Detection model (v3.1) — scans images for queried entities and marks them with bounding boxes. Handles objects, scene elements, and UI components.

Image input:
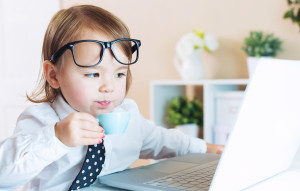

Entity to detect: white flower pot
[247,57,271,78]
[247,57,260,78]
[174,50,204,81]
[175,123,199,137]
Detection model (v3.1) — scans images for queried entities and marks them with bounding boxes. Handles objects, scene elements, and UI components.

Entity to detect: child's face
[55,29,128,116]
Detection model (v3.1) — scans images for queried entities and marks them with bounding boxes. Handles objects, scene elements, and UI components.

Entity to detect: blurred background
[62,0,300,118]
[1,0,300,141]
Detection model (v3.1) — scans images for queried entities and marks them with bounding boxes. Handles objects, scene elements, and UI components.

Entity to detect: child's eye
[85,73,99,78]
[115,73,126,78]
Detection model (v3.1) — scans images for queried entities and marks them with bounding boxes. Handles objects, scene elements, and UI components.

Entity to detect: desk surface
[83,147,300,191]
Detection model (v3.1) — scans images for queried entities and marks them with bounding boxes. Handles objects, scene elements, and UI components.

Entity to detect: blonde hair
[27,5,132,103]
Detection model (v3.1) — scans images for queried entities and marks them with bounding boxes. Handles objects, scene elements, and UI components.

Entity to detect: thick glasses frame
[49,38,141,67]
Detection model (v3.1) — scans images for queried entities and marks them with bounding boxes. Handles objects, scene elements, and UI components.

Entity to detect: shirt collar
[51,94,76,120]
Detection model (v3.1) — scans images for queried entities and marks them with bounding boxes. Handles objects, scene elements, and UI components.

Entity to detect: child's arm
[140,123,224,158]
[0,105,104,189]
[120,99,207,160]
[140,122,207,159]
[0,119,68,189]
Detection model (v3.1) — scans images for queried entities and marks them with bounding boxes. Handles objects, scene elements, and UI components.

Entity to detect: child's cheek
[74,92,86,103]
[69,86,90,107]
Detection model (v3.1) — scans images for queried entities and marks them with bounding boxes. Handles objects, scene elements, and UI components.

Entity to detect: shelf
[150,79,248,143]
[151,79,248,85]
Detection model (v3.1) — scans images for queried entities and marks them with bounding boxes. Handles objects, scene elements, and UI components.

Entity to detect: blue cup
[96,112,130,135]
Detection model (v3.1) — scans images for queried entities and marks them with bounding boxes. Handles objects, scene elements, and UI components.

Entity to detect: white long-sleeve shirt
[0,95,207,191]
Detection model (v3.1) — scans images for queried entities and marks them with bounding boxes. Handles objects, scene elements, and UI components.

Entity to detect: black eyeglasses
[49,38,141,67]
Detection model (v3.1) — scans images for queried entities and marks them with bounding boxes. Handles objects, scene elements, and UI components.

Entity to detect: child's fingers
[81,130,105,139]
[80,120,104,133]
[77,112,99,124]
[81,138,103,146]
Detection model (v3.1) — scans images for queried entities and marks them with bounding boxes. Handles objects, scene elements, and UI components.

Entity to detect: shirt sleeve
[139,119,207,159]
[0,103,71,189]
[123,99,207,160]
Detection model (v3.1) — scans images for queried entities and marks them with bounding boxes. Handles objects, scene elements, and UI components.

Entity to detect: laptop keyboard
[143,160,218,191]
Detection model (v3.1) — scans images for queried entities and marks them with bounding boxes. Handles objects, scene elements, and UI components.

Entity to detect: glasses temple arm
[131,41,141,54]
[49,44,69,63]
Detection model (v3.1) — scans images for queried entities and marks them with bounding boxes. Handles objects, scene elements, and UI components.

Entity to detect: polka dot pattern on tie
[68,141,105,191]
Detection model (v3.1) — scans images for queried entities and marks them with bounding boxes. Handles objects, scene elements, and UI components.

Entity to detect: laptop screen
[211,58,300,190]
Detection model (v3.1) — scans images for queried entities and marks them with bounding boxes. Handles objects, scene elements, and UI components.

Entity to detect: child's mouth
[97,101,111,107]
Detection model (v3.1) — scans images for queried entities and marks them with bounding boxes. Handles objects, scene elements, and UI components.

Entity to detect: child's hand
[54,112,105,147]
[206,143,224,154]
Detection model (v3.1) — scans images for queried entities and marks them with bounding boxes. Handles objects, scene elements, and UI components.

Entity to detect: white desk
[83,146,300,191]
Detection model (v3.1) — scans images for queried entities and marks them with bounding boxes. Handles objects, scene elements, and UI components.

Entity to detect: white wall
[0,0,60,141]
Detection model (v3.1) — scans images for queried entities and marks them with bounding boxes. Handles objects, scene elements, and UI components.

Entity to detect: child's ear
[43,60,60,89]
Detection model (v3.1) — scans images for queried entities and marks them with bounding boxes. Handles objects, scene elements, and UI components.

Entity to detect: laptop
[97,58,300,191]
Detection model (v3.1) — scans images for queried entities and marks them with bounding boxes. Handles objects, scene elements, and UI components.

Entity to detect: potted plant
[242,31,283,77]
[283,0,300,30]
[166,96,203,138]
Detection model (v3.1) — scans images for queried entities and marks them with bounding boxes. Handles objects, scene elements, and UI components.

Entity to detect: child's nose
[99,78,114,93]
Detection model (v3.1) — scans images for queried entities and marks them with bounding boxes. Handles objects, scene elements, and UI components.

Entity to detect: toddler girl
[0,5,223,191]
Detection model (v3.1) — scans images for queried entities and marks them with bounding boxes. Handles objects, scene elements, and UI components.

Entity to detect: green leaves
[166,96,203,127]
[284,0,300,29]
[242,31,283,57]
[283,9,294,19]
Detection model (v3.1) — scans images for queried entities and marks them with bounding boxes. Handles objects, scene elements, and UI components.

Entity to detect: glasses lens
[73,41,102,66]
[112,40,138,64]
